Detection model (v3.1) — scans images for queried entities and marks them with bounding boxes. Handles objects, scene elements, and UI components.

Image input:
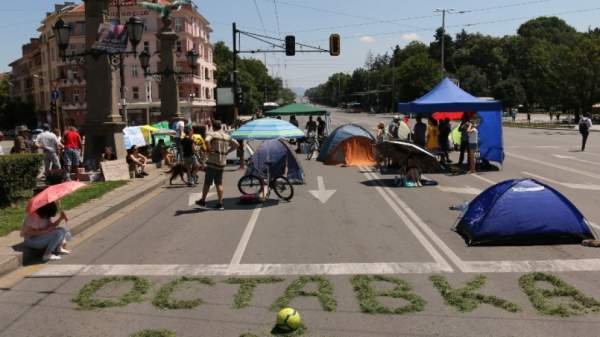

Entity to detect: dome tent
[455,179,595,246]
[248,139,305,184]
[317,124,376,166]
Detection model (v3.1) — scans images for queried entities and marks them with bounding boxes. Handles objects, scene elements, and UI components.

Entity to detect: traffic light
[285,35,295,56]
[329,34,340,56]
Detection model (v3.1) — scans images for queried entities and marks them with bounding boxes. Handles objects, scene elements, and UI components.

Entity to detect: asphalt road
[2,110,600,337]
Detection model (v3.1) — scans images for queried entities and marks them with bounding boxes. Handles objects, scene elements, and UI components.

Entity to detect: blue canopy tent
[397,78,504,164]
[248,139,305,184]
[455,179,596,245]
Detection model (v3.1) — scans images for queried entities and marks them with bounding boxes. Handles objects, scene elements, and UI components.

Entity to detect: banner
[123,126,147,150]
[91,20,128,54]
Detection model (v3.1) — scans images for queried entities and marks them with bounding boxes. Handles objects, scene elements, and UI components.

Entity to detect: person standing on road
[412,115,427,147]
[36,124,62,174]
[426,117,440,152]
[62,126,82,180]
[289,115,299,127]
[305,116,317,134]
[579,113,593,152]
[388,116,400,140]
[195,120,239,210]
[438,118,452,164]
[457,115,470,167]
[181,127,199,186]
[317,117,326,137]
[467,122,479,174]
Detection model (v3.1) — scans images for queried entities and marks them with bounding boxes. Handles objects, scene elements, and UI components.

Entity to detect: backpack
[579,118,590,133]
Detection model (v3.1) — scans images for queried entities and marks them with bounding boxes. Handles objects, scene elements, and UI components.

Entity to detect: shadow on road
[173,198,280,216]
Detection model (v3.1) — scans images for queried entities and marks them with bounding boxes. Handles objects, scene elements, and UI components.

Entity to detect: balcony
[57,78,86,88]
[61,102,87,110]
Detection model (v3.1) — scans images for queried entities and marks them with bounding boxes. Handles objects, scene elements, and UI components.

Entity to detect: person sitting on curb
[126,145,149,178]
[20,202,70,262]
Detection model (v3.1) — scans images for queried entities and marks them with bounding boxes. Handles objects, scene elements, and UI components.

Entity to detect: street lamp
[139,49,199,77]
[52,19,71,53]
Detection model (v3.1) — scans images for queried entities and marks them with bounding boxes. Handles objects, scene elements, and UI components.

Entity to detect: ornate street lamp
[140,48,199,77]
[52,19,72,57]
[125,16,145,53]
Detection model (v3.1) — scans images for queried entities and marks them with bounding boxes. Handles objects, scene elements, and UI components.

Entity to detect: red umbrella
[26,181,86,214]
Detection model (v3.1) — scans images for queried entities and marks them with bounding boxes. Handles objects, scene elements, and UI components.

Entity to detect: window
[174,17,183,32]
[204,68,209,80]
[73,89,80,103]
[194,86,199,98]
[176,41,182,53]
[131,64,139,78]
[132,87,140,100]
[143,41,150,53]
[205,88,210,99]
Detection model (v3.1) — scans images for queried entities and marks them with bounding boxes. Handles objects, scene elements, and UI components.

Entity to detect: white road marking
[471,174,496,185]
[360,167,454,272]
[229,206,262,267]
[308,176,336,204]
[553,154,600,166]
[188,192,215,206]
[506,151,600,180]
[365,169,468,272]
[462,259,600,273]
[31,262,450,277]
[436,186,482,195]
[522,171,600,191]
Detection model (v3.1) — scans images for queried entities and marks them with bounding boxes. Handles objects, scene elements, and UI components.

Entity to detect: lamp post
[52,0,145,161]
[433,8,466,75]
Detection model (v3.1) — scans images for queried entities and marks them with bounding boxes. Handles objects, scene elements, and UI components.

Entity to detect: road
[1,109,600,337]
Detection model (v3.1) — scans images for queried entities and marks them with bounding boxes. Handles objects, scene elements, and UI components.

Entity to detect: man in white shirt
[579,113,593,152]
[36,124,63,173]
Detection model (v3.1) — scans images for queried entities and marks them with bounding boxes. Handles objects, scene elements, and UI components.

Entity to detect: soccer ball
[276,307,301,331]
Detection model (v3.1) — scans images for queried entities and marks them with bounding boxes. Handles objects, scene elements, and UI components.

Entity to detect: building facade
[10,0,216,128]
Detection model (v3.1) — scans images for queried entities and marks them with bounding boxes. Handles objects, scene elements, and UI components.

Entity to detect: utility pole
[232,22,239,120]
[433,8,464,75]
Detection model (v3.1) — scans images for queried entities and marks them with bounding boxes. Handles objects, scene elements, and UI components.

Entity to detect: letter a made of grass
[271,276,337,312]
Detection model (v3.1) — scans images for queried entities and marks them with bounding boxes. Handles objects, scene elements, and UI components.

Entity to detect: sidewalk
[0,165,166,277]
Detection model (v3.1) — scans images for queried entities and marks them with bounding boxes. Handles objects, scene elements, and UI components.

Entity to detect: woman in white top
[467,122,479,174]
[21,202,70,261]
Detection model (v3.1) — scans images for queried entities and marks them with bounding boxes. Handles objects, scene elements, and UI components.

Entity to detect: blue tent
[456,179,595,245]
[317,124,376,166]
[397,78,504,164]
[248,139,305,184]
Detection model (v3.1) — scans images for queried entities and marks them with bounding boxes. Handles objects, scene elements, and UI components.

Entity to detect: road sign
[51,90,60,102]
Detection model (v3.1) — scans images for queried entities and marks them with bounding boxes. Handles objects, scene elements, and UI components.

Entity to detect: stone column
[83,0,126,162]
[157,20,181,121]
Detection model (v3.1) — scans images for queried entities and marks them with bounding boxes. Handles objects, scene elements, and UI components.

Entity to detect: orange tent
[318,124,376,166]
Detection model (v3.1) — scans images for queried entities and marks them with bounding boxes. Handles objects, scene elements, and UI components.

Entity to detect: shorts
[204,167,224,186]
[184,156,199,168]
[63,148,80,167]
[468,143,478,151]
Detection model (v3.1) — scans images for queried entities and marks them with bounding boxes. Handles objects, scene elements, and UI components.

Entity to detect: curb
[0,174,165,278]
[503,124,600,133]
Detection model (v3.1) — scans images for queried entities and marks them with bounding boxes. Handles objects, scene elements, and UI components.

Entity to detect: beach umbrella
[376,140,443,173]
[26,181,86,214]
[230,118,304,140]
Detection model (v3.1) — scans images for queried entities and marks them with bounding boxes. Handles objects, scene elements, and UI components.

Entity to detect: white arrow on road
[436,186,482,195]
[309,176,336,204]
[188,192,215,206]
[553,154,600,166]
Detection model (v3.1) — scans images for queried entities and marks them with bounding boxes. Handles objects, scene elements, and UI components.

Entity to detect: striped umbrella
[230,118,305,140]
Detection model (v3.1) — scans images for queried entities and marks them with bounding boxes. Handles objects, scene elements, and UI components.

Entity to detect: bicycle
[306,131,320,160]
[238,161,294,201]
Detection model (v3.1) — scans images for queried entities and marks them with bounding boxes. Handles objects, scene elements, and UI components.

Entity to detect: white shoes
[42,254,62,262]
[58,248,71,255]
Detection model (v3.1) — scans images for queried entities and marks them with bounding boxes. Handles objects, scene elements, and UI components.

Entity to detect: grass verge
[0,180,127,237]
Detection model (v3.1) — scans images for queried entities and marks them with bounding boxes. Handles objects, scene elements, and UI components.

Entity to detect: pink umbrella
[26,181,86,214]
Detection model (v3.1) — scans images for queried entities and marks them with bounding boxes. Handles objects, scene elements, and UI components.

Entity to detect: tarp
[123,126,147,149]
[230,118,305,140]
[397,78,502,113]
[248,139,305,184]
[397,78,504,164]
[455,179,595,245]
[265,103,329,116]
[317,124,376,166]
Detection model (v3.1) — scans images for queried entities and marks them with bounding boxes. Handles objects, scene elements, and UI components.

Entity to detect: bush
[0,153,43,206]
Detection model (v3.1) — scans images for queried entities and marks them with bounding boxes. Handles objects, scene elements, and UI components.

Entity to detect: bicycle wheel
[307,142,315,160]
[271,176,294,201]
[238,175,264,195]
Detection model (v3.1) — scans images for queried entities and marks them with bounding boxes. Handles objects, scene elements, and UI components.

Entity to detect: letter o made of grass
[153,276,215,310]
[73,276,150,310]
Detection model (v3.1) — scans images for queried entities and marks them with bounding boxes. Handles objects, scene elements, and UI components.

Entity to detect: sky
[1,0,599,92]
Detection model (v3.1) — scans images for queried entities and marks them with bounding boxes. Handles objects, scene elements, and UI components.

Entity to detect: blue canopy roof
[397,78,503,113]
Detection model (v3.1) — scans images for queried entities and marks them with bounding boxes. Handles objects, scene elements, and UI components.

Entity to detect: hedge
[0,153,43,207]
